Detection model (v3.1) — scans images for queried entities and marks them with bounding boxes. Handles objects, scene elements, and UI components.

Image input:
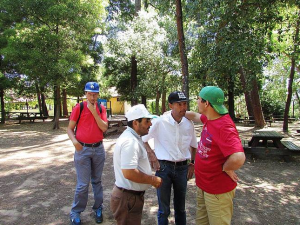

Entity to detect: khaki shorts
[196,187,236,225]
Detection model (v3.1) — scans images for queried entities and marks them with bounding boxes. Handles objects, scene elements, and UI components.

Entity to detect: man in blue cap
[67,82,108,225]
[185,86,245,225]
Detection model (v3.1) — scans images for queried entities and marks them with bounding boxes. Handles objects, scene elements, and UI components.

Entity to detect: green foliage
[104,10,182,101]
[1,0,107,98]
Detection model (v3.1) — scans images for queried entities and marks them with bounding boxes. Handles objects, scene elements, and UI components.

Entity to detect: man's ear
[132,119,138,128]
[205,101,210,108]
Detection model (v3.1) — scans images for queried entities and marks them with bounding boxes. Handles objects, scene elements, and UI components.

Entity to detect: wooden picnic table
[18,112,48,123]
[243,130,300,161]
[108,119,127,128]
[248,130,285,148]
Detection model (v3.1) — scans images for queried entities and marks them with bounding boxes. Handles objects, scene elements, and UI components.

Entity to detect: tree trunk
[41,93,48,117]
[162,89,167,113]
[155,90,161,115]
[283,59,296,131]
[249,76,265,128]
[175,0,189,108]
[0,88,5,124]
[141,95,146,107]
[239,68,254,118]
[296,91,300,108]
[131,56,138,106]
[35,82,42,113]
[130,0,141,106]
[228,87,235,120]
[53,84,61,129]
[40,85,48,116]
[283,12,299,131]
[135,0,141,15]
[228,76,235,120]
[62,88,68,116]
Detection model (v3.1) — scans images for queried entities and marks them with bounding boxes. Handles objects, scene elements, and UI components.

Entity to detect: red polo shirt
[70,101,107,143]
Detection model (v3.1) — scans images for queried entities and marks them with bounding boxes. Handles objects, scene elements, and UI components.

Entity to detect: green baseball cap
[199,86,228,114]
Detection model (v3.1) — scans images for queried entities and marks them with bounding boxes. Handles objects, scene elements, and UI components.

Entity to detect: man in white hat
[110,104,162,225]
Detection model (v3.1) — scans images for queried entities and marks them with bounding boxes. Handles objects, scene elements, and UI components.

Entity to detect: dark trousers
[156,160,188,225]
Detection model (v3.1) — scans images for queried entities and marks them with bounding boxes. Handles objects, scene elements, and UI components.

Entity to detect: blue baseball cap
[84,82,99,93]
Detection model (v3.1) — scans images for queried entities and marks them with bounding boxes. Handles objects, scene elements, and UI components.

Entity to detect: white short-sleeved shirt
[142,112,198,162]
[113,127,152,191]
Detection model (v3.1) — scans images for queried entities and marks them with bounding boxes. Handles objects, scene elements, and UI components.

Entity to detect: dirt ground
[0,117,300,225]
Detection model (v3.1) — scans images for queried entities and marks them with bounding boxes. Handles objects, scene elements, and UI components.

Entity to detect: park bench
[281,141,300,152]
[272,117,296,123]
[18,112,48,124]
[243,119,255,126]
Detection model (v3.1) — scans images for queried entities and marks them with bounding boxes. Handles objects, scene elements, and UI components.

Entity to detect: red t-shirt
[70,102,107,143]
[195,114,244,194]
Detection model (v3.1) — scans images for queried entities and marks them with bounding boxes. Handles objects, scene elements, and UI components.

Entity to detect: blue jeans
[70,144,106,219]
[156,160,188,225]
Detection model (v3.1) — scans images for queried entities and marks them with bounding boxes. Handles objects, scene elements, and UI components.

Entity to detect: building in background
[107,87,130,115]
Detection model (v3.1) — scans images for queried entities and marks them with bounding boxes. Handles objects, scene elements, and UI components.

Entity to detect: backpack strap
[98,101,102,114]
[74,102,84,135]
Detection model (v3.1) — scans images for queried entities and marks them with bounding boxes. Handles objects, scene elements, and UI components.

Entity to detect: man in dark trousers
[143,91,198,225]
[67,82,108,225]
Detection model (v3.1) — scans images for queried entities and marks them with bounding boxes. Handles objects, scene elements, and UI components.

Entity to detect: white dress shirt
[142,112,197,162]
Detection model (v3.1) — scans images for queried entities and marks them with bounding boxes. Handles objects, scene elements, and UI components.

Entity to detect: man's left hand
[187,163,194,180]
[224,170,239,182]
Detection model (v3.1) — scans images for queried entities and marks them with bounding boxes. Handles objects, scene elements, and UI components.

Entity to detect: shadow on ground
[0,119,299,225]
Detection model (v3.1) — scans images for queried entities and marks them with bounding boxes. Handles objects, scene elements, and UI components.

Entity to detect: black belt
[159,160,188,166]
[79,141,102,147]
[116,186,145,196]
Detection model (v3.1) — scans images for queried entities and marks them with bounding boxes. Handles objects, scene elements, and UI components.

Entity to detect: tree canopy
[1,0,300,131]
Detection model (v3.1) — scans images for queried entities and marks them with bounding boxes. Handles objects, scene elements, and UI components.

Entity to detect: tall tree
[282,9,300,131]
[188,0,285,127]
[104,11,181,112]
[2,0,106,129]
[175,0,189,102]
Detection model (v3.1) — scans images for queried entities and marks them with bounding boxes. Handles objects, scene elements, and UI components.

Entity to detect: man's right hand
[73,140,83,151]
[151,176,163,188]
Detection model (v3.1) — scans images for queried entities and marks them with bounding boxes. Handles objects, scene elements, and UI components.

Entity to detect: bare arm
[185,111,202,123]
[222,152,246,182]
[187,146,197,180]
[144,142,160,171]
[122,169,162,188]
[87,100,108,132]
[67,120,83,151]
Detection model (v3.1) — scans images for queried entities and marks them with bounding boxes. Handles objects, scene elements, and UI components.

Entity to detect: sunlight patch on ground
[0,209,20,223]
[13,189,32,197]
[0,150,49,162]
[149,205,158,213]
[50,134,69,142]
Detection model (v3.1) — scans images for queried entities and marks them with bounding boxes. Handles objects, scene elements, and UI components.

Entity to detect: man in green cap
[185,86,245,225]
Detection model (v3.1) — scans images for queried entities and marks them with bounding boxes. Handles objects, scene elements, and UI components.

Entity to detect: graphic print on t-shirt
[198,125,212,159]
